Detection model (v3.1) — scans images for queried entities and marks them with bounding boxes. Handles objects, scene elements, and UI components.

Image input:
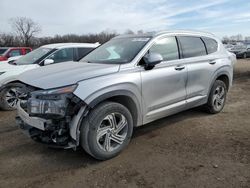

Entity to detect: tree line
[2,17,249,48]
[0,32,117,48]
[0,17,117,48]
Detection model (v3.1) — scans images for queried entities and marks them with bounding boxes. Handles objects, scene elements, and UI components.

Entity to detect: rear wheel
[243,53,247,59]
[0,83,27,111]
[205,80,227,114]
[80,102,133,160]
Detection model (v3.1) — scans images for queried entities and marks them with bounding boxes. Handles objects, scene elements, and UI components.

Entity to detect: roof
[114,30,216,39]
[41,42,100,49]
[0,47,31,49]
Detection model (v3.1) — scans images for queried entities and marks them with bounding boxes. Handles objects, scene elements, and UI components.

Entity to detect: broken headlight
[27,85,78,119]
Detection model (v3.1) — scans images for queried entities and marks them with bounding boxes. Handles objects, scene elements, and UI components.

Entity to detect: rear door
[177,36,220,105]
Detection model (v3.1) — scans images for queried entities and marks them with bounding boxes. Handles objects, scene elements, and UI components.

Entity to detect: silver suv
[16,30,236,160]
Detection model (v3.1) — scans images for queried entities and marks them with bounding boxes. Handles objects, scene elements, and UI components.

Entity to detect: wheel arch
[208,65,232,95]
[87,90,142,127]
[216,74,230,90]
[0,80,26,91]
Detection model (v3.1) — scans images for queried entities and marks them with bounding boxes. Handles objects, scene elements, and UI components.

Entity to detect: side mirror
[143,52,163,70]
[44,59,54,65]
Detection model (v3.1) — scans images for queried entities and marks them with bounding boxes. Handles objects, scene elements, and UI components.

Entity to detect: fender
[207,65,232,96]
[70,89,143,146]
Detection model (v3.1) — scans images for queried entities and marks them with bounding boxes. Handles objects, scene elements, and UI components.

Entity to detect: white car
[0,43,99,110]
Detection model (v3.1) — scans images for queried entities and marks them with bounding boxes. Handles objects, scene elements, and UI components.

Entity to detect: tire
[0,83,27,111]
[243,53,247,59]
[80,102,133,160]
[205,80,227,114]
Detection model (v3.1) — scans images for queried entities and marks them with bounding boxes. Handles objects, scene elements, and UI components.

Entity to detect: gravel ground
[0,59,250,188]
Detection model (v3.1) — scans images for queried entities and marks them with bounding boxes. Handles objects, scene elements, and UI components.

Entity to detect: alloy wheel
[5,87,26,108]
[212,85,225,111]
[96,112,128,152]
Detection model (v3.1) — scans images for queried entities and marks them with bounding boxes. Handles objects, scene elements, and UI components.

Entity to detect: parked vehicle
[0,47,32,62]
[224,44,235,51]
[0,43,99,110]
[229,45,250,59]
[15,30,235,160]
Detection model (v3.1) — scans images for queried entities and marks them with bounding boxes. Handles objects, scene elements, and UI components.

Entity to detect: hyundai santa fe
[15,30,236,160]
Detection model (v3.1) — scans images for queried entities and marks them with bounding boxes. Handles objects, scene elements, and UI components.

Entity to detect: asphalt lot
[0,59,250,188]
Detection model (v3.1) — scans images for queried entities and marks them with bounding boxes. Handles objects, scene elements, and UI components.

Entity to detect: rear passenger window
[77,48,94,60]
[202,37,218,54]
[49,48,74,63]
[178,36,207,58]
[150,37,179,61]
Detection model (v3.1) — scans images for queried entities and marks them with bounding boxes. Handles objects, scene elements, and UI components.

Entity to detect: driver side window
[48,48,74,63]
[150,37,179,61]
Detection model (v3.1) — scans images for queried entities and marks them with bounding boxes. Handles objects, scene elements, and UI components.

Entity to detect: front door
[141,36,187,124]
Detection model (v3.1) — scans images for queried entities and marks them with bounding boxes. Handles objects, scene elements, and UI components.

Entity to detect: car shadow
[1,107,212,176]
[133,107,209,138]
[44,108,210,165]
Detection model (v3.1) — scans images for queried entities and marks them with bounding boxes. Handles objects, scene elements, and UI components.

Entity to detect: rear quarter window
[202,37,218,54]
[178,36,207,58]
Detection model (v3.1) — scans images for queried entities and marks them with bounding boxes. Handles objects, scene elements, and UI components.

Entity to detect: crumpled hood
[18,61,120,89]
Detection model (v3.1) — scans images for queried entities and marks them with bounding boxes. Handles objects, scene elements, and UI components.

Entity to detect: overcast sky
[0,0,250,38]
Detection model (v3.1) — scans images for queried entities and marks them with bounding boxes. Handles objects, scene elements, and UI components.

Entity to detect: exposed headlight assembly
[27,85,78,119]
[36,84,78,95]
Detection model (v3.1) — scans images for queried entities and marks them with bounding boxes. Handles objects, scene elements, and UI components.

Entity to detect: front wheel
[205,80,227,114]
[0,83,27,111]
[80,102,133,160]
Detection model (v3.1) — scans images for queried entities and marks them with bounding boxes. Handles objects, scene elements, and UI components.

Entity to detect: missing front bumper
[16,104,77,149]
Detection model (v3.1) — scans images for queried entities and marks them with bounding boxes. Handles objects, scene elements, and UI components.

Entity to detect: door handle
[209,61,216,65]
[175,65,185,71]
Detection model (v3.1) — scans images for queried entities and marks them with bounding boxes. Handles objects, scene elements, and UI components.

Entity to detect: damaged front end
[16,84,86,149]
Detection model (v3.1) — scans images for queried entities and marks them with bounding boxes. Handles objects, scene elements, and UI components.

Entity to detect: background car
[0,42,99,110]
[229,45,250,59]
[0,47,32,62]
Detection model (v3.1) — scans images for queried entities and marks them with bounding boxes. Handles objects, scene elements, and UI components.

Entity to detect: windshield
[80,37,151,64]
[15,47,52,65]
[0,48,8,55]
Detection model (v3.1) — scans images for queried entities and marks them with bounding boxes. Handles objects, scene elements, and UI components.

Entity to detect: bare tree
[10,17,41,46]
